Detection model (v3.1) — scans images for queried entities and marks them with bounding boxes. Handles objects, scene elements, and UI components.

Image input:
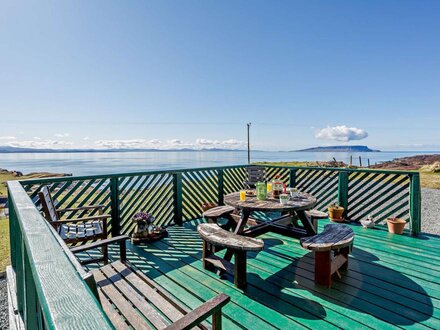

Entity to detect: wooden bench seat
[300,224,354,287]
[198,223,264,289]
[203,205,236,231]
[62,235,231,330]
[305,209,328,232]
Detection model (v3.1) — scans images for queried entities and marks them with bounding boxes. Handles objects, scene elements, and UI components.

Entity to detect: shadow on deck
[86,219,439,329]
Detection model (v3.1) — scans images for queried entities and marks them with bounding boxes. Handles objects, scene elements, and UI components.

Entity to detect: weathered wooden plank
[7,181,112,329]
[198,223,264,251]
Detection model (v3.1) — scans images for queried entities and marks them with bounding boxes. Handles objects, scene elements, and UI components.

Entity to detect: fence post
[218,169,224,206]
[289,168,297,187]
[173,172,183,226]
[110,177,120,237]
[23,248,40,329]
[8,191,17,268]
[409,173,421,235]
[338,171,349,218]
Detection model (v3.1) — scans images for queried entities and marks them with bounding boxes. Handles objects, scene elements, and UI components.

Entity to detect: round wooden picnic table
[224,192,316,212]
[224,191,318,240]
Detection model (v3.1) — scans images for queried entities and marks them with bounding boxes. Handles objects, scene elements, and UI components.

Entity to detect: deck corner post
[338,171,349,218]
[409,173,421,236]
[218,169,224,206]
[8,188,17,268]
[289,168,297,187]
[110,177,121,236]
[173,172,183,226]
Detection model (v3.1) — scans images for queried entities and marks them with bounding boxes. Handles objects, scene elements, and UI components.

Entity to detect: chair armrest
[70,235,129,254]
[165,293,230,330]
[57,204,105,213]
[56,215,111,224]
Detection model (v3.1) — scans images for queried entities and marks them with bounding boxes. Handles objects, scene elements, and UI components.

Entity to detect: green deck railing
[7,164,421,329]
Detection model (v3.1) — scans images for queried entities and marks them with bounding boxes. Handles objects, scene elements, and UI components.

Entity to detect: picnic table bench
[198,223,264,289]
[300,224,354,288]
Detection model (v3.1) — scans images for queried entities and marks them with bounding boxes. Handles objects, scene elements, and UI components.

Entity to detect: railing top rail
[260,164,419,176]
[19,164,250,185]
[7,180,112,329]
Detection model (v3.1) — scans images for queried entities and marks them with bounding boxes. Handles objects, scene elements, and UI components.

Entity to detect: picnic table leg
[234,250,247,289]
[339,246,350,271]
[203,241,214,271]
[296,210,317,236]
[223,210,251,262]
[315,250,332,288]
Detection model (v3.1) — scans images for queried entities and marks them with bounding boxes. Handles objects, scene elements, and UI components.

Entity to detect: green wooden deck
[92,219,440,330]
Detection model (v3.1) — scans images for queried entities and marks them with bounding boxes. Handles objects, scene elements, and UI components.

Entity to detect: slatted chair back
[38,185,60,222]
[245,166,266,188]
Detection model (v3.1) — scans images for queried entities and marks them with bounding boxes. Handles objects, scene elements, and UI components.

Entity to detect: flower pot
[328,206,344,222]
[387,217,406,234]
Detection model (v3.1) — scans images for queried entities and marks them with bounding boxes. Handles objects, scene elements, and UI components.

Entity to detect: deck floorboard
[91,219,440,329]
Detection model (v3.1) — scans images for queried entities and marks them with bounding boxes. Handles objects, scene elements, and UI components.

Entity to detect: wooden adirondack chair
[38,185,114,264]
[244,166,266,189]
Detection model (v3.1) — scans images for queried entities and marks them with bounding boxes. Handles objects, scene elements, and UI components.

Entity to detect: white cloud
[54,133,69,138]
[168,139,182,145]
[7,139,74,149]
[315,125,368,142]
[196,139,220,145]
[1,136,245,150]
[93,138,245,150]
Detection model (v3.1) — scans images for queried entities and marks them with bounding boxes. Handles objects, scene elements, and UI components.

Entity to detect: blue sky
[1,1,439,151]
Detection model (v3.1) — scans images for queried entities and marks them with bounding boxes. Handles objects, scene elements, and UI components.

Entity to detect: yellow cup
[267,182,272,192]
[239,190,246,201]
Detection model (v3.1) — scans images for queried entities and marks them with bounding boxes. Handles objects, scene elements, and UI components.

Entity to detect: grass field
[0,217,9,273]
[420,171,440,189]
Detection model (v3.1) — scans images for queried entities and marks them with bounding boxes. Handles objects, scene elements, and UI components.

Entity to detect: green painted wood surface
[110,177,121,237]
[218,169,224,206]
[338,171,349,217]
[86,219,440,330]
[410,173,422,235]
[7,181,113,330]
[173,172,183,225]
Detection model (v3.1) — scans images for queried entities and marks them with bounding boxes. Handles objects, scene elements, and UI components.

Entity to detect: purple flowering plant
[132,211,155,224]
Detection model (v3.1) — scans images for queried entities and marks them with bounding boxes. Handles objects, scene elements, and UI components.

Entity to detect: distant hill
[295,145,380,152]
[0,146,246,153]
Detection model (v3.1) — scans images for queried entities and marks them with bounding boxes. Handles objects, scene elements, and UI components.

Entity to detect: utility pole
[247,122,251,164]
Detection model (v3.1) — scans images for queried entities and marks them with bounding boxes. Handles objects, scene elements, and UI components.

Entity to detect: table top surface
[224,191,317,212]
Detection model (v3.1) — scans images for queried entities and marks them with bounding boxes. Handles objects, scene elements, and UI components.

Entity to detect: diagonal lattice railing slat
[264,166,290,186]
[347,171,411,224]
[292,168,339,212]
[223,167,247,194]
[119,173,174,234]
[182,169,219,221]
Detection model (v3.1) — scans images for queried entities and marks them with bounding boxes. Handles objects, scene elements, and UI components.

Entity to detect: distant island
[0,146,246,153]
[295,145,380,152]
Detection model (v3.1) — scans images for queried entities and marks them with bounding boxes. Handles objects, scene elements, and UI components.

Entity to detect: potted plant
[328,202,344,222]
[387,217,406,234]
[131,211,167,244]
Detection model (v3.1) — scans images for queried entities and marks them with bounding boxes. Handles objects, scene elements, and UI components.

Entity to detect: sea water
[0,150,438,176]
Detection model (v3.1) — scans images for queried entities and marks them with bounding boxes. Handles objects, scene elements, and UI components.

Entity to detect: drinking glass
[240,190,246,201]
[267,182,272,192]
